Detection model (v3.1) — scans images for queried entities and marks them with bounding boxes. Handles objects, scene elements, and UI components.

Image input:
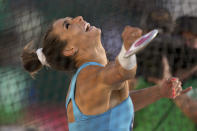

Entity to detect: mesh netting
[0,0,197,131]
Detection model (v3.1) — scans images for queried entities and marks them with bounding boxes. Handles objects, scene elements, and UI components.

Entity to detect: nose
[74,16,84,22]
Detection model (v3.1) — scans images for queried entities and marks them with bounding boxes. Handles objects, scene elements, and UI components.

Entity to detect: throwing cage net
[0,0,197,130]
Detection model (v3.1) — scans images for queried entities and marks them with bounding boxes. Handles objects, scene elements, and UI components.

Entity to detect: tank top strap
[66,62,104,121]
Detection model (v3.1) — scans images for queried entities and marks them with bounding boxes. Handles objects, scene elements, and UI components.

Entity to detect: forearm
[99,57,137,87]
[99,26,141,88]
[99,44,137,86]
[130,85,162,112]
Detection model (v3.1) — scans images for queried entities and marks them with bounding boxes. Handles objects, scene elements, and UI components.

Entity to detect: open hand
[159,77,192,99]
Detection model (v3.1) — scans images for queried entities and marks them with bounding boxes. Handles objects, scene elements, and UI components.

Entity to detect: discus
[124,29,159,58]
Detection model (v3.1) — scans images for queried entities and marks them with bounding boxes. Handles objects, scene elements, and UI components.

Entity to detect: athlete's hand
[159,77,192,99]
[121,26,143,50]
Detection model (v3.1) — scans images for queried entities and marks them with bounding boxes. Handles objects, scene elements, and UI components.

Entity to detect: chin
[95,28,102,36]
[91,29,101,39]
[97,28,101,34]
[92,27,101,34]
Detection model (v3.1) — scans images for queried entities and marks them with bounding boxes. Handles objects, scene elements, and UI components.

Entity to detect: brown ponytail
[21,41,43,77]
[21,24,77,78]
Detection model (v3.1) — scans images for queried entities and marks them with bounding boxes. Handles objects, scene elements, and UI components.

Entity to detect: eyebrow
[62,17,73,27]
[65,17,73,20]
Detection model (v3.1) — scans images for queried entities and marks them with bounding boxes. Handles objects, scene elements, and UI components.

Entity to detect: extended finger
[181,86,192,94]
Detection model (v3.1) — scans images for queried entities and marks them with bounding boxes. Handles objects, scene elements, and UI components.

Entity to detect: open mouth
[85,23,91,32]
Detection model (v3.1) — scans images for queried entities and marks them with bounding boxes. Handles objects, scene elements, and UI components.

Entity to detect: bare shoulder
[77,65,104,83]
[77,61,135,92]
[77,65,110,91]
[75,65,111,115]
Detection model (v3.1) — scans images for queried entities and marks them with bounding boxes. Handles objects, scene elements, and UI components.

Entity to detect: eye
[65,23,70,29]
[64,21,70,29]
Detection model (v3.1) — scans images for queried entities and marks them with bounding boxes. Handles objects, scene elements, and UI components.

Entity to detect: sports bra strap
[66,62,104,111]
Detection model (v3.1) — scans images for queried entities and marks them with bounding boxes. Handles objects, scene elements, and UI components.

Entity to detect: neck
[75,56,108,68]
[74,48,108,68]
[74,40,108,68]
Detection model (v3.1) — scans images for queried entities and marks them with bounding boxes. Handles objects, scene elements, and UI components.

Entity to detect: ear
[63,47,78,57]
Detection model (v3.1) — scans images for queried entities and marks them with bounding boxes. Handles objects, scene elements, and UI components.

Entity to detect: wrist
[123,42,131,51]
[152,85,164,99]
[157,84,165,98]
[118,45,137,70]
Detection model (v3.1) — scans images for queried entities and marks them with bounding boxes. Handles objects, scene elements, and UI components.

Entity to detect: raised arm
[98,26,142,88]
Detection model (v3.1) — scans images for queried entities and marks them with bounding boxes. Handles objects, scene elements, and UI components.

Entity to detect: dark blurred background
[0,0,197,130]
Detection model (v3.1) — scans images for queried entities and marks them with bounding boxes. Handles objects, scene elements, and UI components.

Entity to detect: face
[182,32,197,49]
[51,16,108,66]
[52,16,102,49]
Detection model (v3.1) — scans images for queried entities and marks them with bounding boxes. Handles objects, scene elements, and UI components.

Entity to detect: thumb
[181,86,192,94]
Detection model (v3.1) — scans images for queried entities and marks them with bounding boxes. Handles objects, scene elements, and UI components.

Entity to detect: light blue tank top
[66,62,134,131]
